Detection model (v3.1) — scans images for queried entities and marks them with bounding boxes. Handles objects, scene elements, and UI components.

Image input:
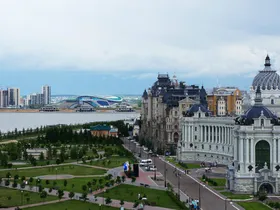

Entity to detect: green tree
[131,176,136,183]
[120,200,124,206]
[45,180,50,185]
[121,176,126,183]
[70,147,78,159]
[105,197,112,205]
[64,180,68,188]
[58,189,64,200]
[82,185,87,192]
[40,191,47,201]
[39,152,45,161]
[81,192,88,202]
[69,191,75,199]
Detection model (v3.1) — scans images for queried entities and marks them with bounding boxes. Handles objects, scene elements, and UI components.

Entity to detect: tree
[87,181,92,189]
[56,159,61,165]
[39,152,44,161]
[116,176,121,184]
[40,191,47,201]
[98,179,103,185]
[81,192,88,202]
[14,175,19,180]
[92,179,97,186]
[121,176,126,183]
[120,200,124,206]
[29,177,33,184]
[45,180,50,185]
[64,180,68,188]
[70,147,78,160]
[105,197,112,205]
[131,176,136,183]
[58,189,64,200]
[69,191,75,199]
[82,185,87,192]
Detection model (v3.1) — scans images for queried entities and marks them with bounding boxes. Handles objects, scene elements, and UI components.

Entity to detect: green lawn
[0,165,107,178]
[237,202,271,210]
[200,177,226,186]
[213,187,225,191]
[23,199,119,210]
[0,187,57,207]
[97,184,182,209]
[166,157,200,169]
[86,156,134,168]
[36,177,107,193]
[221,192,252,200]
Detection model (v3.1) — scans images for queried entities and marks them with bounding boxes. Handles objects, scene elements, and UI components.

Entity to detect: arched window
[198,113,201,118]
[201,144,204,150]
[261,119,264,127]
[271,99,274,104]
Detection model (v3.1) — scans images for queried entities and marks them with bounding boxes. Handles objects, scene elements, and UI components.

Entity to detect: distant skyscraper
[0,89,8,108]
[42,85,51,105]
[7,88,20,107]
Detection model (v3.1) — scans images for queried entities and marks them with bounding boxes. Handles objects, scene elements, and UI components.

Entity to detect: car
[151,153,158,157]
[145,165,157,171]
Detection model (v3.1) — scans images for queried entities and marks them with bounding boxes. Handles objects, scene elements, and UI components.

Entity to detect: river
[0,112,140,132]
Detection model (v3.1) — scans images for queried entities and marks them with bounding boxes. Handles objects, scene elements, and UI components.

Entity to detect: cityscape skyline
[0,1,280,95]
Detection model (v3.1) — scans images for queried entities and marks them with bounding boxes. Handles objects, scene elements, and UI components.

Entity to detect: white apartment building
[7,87,20,107]
[42,85,51,105]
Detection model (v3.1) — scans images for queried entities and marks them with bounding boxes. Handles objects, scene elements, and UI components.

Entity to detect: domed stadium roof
[252,55,280,90]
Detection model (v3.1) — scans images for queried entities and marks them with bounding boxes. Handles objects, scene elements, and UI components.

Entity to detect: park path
[0,181,173,210]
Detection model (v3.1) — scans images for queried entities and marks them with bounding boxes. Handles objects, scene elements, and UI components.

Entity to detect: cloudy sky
[0,0,280,95]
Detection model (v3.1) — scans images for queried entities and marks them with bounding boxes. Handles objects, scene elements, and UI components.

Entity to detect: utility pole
[154,154,156,180]
[177,172,181,200]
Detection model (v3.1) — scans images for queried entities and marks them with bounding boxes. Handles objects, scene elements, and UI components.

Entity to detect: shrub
[166,191,188,210]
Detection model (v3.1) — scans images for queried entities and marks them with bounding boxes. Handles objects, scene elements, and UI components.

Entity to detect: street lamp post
[99,204,101,210]
[21,190,23,205]
[103,190,106,205]
[177,172,181,200]
[153,154,156,181]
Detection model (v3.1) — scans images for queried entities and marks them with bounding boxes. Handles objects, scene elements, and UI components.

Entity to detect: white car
[145,165,157,171]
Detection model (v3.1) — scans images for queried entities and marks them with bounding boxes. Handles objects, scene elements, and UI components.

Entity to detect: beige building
[25,148,48,160]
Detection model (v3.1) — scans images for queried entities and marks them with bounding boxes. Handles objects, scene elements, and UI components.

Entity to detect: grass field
[213,187,225,191]
[221,192,252,200]
[86,156,133,168]
[237,201,271,210]
[0,165,107,178]
[24,200,119,210]
[166,157,200,169]
[97,184,182,209]
[36,177,107,193]
[0,187,57,207]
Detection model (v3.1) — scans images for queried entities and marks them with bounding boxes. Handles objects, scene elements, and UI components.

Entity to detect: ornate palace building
[140,74,206,153]
[177,99,234,165]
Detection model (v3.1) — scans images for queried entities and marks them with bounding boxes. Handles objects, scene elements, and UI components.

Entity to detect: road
[124,138,242,210]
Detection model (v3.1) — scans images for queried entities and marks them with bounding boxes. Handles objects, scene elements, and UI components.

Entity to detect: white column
[222,126,224,144]
[212,126,214,143]
[204,126,206,142]
[188,125,190,142]
[234,137,238,160]
[246,138,249,164]
[225,127,227,144]
[273,138,277,164]
[239,138,243,163]
[251,138,254,164]
[200,125,203,142]
[278,139,280,163]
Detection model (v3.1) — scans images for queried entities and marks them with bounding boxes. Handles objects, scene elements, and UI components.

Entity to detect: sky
[1,0,280,95]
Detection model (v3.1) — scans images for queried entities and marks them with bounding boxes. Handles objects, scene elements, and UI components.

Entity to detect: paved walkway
[0,181,173,210]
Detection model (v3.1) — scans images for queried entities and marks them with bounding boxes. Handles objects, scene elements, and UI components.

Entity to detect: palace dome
[252,55,280,90]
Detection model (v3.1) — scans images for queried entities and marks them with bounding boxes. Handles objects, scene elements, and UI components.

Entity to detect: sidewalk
[0,181,173,210]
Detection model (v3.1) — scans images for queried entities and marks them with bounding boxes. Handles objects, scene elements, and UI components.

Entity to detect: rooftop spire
[264,54,271,67]
[254,86,263,106]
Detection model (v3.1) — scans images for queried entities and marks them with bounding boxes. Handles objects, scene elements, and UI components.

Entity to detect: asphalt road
[124,138,241,210]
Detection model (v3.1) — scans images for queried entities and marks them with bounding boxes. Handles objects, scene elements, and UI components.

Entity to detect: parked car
[145,165,157,171]
[139,159,153,166]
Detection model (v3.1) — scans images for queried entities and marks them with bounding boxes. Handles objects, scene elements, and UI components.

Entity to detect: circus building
[250,55,280,115]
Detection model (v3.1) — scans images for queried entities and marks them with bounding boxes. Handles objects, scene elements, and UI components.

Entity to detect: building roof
[142,89,148,99]
[90,124,111,131]
[252,55,280,90]
[235,86,278,125]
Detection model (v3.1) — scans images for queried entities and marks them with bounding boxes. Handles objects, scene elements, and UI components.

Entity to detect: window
[209,145,211,150]
[198,113,201,118]
[271,99,274,104]
[195,127,197,131]
[261,119,264,127]
[195,135,197,140]
[175,111,178,116]
[202,144,204,149]
[216,145,218,150]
